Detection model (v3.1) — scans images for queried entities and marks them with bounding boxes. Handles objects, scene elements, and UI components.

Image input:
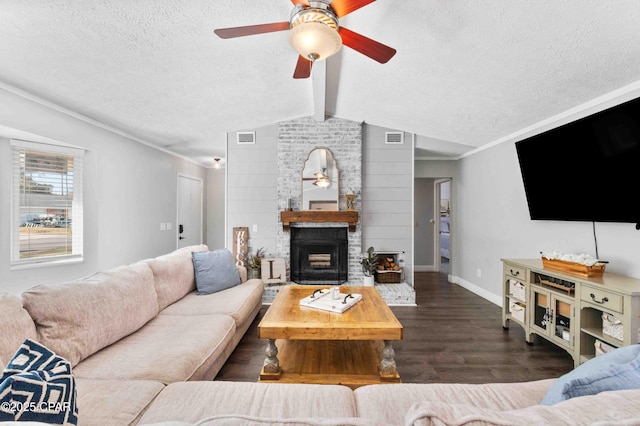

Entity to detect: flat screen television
[515,96,640,226]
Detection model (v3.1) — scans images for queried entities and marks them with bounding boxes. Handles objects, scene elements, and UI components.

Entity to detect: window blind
[10,140,84,265]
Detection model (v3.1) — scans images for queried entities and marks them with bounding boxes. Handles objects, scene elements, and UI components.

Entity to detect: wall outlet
[160,223,166,231]
[476,268,482,278]
[252,224,258,232]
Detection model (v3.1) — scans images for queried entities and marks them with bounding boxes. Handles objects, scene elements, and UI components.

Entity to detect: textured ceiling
[1,1,640,166]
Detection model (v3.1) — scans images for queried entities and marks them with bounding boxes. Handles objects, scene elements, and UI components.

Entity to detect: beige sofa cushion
[73,314,235,384]
[159,279,264,327]
[22,261,158,366]
[76,378,164,426]
[354,380,554,426]
[0,292,37,370]
[237,265,247,283]
[405,389,640,426]
[138,382,358,424]
[144,244,208,310]
[141,416,385,425]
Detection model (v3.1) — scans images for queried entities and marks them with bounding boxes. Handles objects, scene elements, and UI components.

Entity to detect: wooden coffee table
[258,285,403,388]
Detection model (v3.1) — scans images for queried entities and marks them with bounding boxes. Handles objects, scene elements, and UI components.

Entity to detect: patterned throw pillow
[0,339,78,424]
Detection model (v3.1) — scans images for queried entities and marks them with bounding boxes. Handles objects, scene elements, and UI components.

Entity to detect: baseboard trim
[450,275,502,307]
[415,265,435,272]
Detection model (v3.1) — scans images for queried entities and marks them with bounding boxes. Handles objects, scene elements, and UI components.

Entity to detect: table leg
[262,339,280,375]
[380,340,397,376]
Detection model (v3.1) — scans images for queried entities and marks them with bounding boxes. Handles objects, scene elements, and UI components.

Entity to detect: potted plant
[248,247,266,279]
[361,246,378,286]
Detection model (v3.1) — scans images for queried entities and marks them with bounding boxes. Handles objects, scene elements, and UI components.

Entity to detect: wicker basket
[595,339,616,357]
[508,279,526,301]
[375,270,402,284]
[602,313,623,341]
[509,301,526,323]
[541,257,606,277]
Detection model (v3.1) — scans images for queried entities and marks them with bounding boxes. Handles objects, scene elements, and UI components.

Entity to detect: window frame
[10,139,84,268]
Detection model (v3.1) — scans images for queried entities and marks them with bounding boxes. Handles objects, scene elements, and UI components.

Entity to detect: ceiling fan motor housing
[289,1,342,61]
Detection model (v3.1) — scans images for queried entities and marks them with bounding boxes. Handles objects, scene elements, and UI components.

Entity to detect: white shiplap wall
[362,126,414,286]
[226,124,278,257]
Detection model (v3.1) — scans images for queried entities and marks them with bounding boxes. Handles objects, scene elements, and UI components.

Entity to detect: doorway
[177,174,203,249]
[435,179,451,274]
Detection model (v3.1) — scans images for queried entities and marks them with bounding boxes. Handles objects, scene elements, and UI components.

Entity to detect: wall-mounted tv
[515,96,640,226]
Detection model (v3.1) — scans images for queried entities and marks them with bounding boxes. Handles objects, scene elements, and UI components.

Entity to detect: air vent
[385,132,404,144]
[236,131,255,144]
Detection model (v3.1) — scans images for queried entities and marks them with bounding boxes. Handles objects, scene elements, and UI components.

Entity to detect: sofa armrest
[236,265,247,283]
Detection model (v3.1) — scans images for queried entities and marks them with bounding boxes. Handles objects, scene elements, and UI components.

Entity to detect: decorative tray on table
[300,288,362,314]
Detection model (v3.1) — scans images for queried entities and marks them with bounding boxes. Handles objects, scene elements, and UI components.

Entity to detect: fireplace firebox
[290,227,348,285]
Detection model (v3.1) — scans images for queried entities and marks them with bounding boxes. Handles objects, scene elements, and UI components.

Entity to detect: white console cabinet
[502,258,640,367]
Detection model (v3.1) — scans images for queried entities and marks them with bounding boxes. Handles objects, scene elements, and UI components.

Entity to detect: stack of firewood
[377,256,400,271]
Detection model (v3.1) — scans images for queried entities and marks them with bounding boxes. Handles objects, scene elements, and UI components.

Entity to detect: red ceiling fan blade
[214,21,290,39]
[330,0,376,17]
[290,0,310,6]
[293,55,313,79]
[338,27,396,63]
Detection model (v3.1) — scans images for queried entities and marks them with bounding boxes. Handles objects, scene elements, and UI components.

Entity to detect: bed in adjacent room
[440,215,450,259]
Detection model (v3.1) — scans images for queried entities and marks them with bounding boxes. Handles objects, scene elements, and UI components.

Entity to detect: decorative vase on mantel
[363,275,375,287]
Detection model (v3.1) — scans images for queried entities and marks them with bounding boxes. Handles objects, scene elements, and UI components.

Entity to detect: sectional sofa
[1,244,265,425]
[2,245,640,425]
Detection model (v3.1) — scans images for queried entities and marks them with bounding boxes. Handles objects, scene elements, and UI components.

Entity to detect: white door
[177,174,203,249]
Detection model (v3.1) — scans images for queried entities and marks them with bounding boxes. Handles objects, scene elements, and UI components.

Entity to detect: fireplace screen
[290,227,348,284]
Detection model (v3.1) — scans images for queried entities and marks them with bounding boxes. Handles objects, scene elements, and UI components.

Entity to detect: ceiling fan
[302,168,332,187]
[214,0,396,79]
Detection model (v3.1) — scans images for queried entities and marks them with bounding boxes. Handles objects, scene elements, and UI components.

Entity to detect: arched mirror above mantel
[301,148,339,211]
[281,147,356,231]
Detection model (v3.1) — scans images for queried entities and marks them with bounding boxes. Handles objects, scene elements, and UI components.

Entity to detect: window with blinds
[10,140,84,265]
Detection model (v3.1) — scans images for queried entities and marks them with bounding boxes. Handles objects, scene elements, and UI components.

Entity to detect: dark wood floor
[215,272,574,384]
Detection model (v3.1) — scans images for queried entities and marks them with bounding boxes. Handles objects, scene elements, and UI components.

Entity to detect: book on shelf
[299,289,362,314]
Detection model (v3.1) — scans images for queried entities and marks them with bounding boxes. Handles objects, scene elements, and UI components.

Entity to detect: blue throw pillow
[0,339,78,424]
[541,344,640,405]
[192,249,242,295]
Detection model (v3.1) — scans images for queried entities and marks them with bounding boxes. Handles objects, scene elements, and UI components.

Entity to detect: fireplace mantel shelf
[280,211,359,232]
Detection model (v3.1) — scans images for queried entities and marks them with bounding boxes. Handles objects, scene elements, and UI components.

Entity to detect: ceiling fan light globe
[313,176,331,188]
[289,21,342,61]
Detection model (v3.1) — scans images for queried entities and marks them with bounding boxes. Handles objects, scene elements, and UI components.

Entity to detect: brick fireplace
[275,117,363,284]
